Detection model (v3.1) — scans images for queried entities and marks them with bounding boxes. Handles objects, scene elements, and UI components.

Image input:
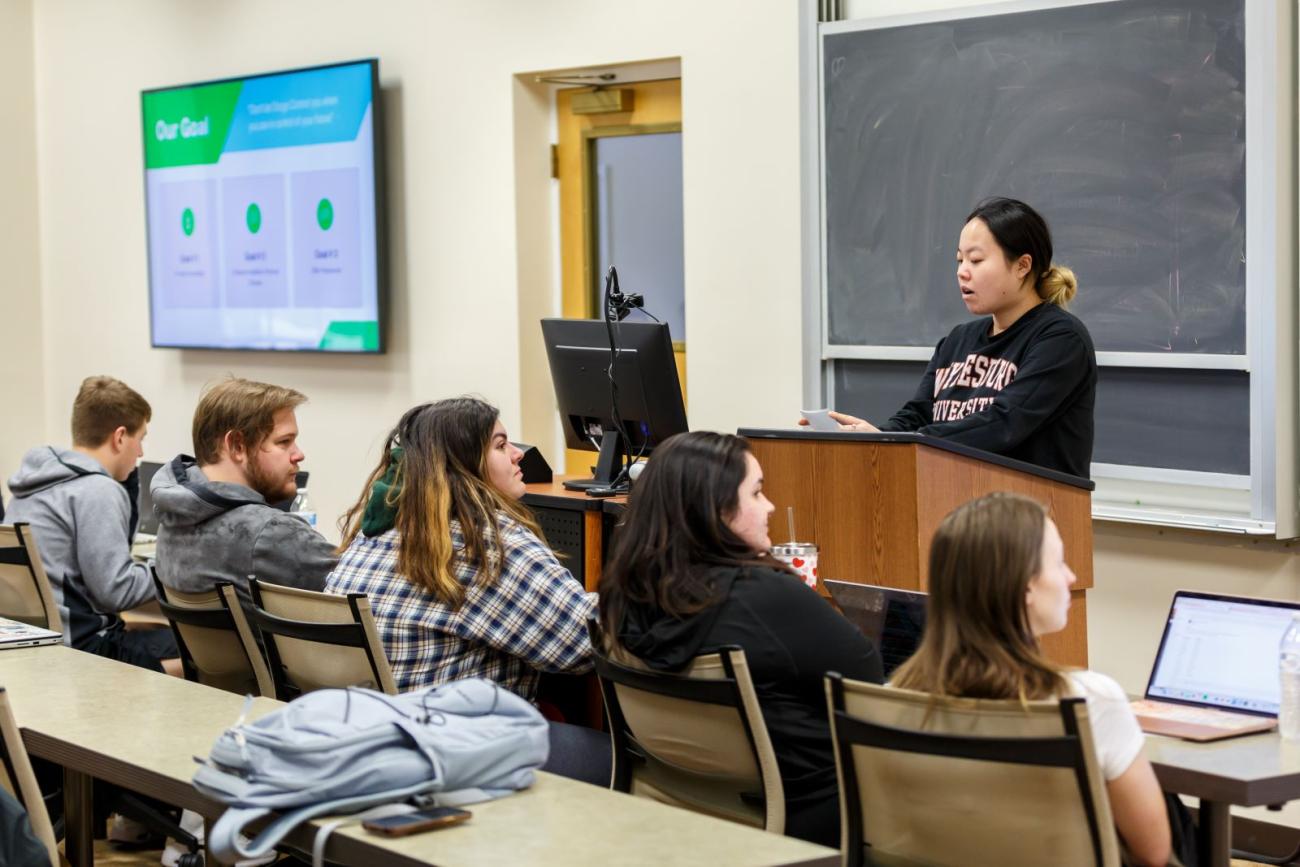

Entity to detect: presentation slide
[142,60,382,352]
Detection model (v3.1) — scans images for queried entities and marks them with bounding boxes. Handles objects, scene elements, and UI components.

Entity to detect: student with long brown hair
[327,397,594,699]
[891,493,1171,866]
[599,431,883,846]
[327,397,609,783]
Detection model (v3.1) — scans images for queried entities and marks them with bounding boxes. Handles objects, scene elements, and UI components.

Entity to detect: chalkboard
[822,0,1246,354]
[833,360,1250,475]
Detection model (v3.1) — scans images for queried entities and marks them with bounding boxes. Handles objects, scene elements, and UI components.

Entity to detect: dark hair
[967,197,1077,306]
[891,492,1068,702]
[337,397,542,605]
[598,431,788,632]
[71,376,151,446]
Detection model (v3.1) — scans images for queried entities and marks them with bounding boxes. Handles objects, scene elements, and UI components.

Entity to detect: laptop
[1133,591,1297,741]
[823,580,927,677]
[0,616,62,650]
[136,460,164,539]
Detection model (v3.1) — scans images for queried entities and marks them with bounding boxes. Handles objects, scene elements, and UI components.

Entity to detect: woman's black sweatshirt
[616,565,883,847]
[878,302,1097,478]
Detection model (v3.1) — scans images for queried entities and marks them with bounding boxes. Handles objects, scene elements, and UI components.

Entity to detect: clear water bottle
[1279,614,1300,740]
[290,487,318,528]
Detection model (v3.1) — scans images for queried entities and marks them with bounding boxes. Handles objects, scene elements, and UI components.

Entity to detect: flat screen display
[142,59,384,352]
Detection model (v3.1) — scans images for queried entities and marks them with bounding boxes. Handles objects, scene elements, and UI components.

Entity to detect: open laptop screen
[1145,591,1300,716]
[823,580,926,677]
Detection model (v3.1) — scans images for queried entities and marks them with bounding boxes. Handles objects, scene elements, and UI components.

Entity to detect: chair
[246,578,397,700]
[824,673,1122,867]
[0,687,59,867]
[588,619,785,833]
[151,572,274,697]
[0,524,62,631]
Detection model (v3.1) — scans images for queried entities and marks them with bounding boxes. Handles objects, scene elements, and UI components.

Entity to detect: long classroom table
[0,645,838,867]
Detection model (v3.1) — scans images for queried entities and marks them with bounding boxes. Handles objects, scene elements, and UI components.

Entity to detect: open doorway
[554,77,684,477]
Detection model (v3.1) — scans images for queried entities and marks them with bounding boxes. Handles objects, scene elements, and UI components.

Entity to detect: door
[555,78,685,477]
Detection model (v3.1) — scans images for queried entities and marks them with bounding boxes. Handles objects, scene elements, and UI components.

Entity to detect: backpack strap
[207,779,442,863]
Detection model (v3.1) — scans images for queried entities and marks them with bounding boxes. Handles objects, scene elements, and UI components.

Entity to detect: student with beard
[152,377,336,598]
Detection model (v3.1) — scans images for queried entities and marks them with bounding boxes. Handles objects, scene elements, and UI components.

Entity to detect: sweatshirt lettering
[933,354,1018,398]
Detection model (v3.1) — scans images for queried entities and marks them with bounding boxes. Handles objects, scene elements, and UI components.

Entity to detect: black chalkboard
[823,0,1246,354]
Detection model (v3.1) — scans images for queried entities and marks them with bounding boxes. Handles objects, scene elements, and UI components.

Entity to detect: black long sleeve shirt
[878,302,1097,478]
[617,565,883,846]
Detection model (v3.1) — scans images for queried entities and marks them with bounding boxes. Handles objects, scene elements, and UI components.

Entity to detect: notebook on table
[823,580,927,678]
[0,617,62,650]
[1133,591,1298,742]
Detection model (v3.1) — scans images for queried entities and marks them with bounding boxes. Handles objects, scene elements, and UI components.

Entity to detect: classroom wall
[0,0,47,482]
[14,0,803,538]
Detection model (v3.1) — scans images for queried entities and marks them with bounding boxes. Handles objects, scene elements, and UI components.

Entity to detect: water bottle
[1279,614,1300,740]
[290,487,318,529]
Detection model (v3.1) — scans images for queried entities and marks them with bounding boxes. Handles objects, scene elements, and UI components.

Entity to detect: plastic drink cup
[771,542,819,590]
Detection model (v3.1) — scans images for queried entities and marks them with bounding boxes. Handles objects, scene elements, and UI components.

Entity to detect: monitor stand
[562,431,629,492]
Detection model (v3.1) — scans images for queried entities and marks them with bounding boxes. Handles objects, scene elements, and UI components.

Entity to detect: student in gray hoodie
[5,376,179,672]
[151,377,336,601]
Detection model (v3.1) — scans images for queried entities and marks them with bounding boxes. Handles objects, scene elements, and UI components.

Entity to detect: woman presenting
[810,198,1097,478]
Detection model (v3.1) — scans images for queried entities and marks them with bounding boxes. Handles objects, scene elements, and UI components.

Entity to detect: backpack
[193,678,549,864]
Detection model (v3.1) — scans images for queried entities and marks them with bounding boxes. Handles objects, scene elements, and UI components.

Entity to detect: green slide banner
[142,82,243,169]
[318,321,380,352]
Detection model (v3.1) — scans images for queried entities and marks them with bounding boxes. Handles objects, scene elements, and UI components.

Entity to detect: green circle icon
[316,198,334,231]
[181,208,195,237]
[246,203,262,234]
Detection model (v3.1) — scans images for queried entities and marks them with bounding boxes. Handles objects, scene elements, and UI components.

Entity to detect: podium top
[736,429,1095,492]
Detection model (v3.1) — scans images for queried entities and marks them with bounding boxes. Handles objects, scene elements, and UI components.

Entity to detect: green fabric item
[361,448,403,537]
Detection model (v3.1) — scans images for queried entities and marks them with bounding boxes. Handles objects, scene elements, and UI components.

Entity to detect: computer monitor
[541,318,688,491]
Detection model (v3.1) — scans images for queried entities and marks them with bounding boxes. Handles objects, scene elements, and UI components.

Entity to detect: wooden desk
[1145,732,1300,867]
[522,479,626,592]
[0,645,837,867]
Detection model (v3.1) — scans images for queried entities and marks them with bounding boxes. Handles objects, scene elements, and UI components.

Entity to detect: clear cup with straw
[770,506,819,590]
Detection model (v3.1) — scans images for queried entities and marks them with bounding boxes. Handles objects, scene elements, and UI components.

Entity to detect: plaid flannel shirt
[325,514,596,699]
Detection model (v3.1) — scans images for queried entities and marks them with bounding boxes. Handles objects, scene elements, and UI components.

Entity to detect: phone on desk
[362,807,472,837]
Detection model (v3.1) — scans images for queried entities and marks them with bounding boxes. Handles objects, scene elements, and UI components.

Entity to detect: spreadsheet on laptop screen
[1147,595,1297,715]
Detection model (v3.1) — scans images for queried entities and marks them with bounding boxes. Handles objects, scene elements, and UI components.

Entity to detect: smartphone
[362,807,472,837]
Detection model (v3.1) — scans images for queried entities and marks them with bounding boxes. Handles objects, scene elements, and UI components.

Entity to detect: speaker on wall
[511,442,553,484]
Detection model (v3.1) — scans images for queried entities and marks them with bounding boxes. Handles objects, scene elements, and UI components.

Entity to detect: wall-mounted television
[141,59,385,353]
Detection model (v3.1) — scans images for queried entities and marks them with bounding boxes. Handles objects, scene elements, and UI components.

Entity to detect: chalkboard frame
[802,0,1297,535]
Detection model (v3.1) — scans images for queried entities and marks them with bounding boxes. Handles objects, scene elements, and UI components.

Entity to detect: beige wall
[0,0,45,484]
[19,0,804,536]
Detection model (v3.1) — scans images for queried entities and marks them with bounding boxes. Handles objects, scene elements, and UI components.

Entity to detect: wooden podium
[740,430,1095,667]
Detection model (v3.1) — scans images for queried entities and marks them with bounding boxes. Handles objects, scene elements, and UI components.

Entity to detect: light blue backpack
[193,678,549,864]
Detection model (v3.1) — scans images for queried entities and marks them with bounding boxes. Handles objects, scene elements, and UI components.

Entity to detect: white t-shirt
[1066,670,1145,781]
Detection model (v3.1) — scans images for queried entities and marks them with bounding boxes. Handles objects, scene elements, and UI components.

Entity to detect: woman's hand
[795,411,880,432]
